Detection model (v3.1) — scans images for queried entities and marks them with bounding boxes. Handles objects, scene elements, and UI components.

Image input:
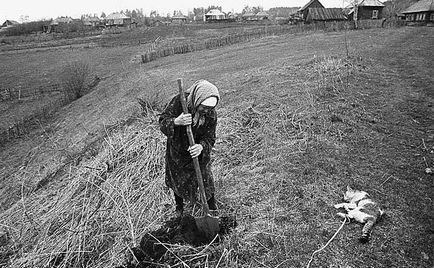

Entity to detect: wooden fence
[0,83,61,102]
[0,76,100,147]
[0,96,69,146]
[139,20,392,64]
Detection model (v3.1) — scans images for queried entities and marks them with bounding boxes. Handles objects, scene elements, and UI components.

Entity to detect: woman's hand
[188,144,203,158]
[174,113,192,126]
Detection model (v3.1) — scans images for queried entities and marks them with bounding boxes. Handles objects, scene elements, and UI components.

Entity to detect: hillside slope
[0,27,433,267]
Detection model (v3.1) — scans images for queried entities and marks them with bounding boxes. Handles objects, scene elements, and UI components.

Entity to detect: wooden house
[306,8,347,22]
[83,17,101,27]
[105,13,132,27]
[242,12,257,21]
[50,17,73,26]
[48,17,74,32]
[171,13,188,24]
[204,9,226,22]
[346,0,385,20]
[1,20,19,28]
[256,11,270,20]
[298,0,325,21]
[402,0,434,25]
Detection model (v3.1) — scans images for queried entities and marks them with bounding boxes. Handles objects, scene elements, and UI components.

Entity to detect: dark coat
[159,94,217,202]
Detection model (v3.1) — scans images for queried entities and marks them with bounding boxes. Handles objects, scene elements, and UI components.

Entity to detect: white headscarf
[185,80,220,126]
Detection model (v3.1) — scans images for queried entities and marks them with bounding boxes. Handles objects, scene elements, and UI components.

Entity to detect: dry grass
[0,53,346,267]
[1,114,172,267]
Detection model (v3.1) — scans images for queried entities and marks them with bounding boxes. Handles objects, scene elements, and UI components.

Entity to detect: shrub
[59,61,91,101]
[2,20,51,36]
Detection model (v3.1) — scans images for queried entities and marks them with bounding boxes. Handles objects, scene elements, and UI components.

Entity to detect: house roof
[307,8,347,20]
[3,20,19,25]
[172,15,187,19]
[256,11,269,16]
[51,17,73,25]
[205,9,225,16]
[402,0,434,13]
[105,13,130,20]
[358,0,385,7]
[299,0,325,11]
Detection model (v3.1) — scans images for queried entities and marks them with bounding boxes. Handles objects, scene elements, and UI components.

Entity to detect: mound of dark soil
[120,214,236,268]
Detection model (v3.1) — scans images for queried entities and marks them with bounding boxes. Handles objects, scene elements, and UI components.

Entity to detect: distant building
[256,11,270,20]
[105,13,132,26]
[48,17,74,32]
[1,20,19,28]
[298,0,325,21]
[83,16,101,27]
[50,17,73,26]
[171,13,188,24]
[242,12,257,21]
[402,0,434,25]
[204,9,226,22]
[306,8,347,22]
[346,0,385,20]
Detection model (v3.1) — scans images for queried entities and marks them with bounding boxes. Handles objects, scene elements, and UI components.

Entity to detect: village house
[297,0,346,22]
[256,11,270,20]
[241,11,271,22]
[83,16,101,27]
[346,0,385,20]
[242,12,257,21]
[105,13,132,27]
[1,20,19,28]
[402,0,434,25]
[204,9,226,22]
[171,13,188,24]
[48,17,74,32]
[306,8,347,22]
[298,0,325,21]
[50,17,74,25]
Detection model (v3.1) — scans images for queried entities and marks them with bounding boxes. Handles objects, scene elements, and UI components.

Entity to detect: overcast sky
[1,0,347,22]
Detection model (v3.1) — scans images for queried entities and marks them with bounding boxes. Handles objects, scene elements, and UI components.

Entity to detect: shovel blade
[195,215,220,239]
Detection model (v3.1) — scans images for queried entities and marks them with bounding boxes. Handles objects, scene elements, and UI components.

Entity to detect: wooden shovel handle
[177,78,211,215]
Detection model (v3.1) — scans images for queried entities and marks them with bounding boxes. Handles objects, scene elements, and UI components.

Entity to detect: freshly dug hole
[121,214,237,267]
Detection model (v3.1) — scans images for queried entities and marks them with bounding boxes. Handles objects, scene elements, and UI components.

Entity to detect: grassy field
[0,26,433,268]
[0,23,290,136]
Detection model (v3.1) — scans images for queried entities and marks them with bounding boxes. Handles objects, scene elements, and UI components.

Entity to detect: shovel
[177,78,220,240]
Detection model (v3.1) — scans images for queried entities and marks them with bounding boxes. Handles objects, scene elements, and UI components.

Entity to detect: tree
[205,6,222,13]
[242,5,263,14]
[173,10,184,16]
[131,10,138,19]
[252,6,263,14]
[242,5,250,14]
[193,7,205,17]
[101,12,106,18]
[345,0,360,28]
[150,10,158,18]
[19,15,30,23]
[383,0,401,18]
